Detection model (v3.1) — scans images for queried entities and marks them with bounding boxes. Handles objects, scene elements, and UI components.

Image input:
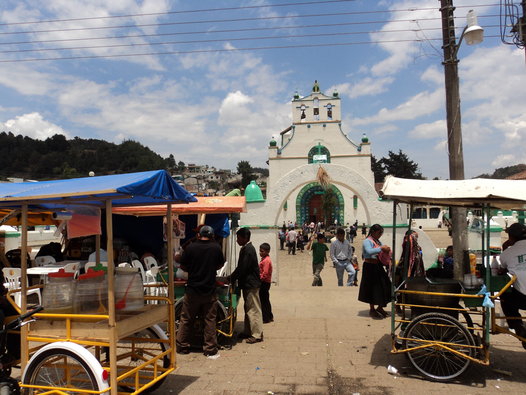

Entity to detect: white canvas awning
[380,176,526,210]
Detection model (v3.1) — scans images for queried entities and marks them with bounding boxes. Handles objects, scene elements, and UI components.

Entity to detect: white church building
[238,81,410,277]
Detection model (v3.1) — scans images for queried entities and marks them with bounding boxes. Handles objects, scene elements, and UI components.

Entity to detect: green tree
[371,155,386,183]
[376,150,423,180]
[177,161,186,172]
[237,160,254,189]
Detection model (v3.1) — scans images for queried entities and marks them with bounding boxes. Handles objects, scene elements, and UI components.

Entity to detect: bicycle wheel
[22,349,101,394]
[403,312,475,381]
[117,326,170,393]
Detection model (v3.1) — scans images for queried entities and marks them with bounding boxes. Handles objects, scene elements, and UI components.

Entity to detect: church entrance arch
[296,183,344,226]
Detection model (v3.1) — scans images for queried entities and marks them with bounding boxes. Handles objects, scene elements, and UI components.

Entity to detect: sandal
[376,308,390,318]
[245,337,263,344]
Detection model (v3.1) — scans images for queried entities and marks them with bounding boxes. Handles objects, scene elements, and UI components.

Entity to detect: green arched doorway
[296,183,344,226]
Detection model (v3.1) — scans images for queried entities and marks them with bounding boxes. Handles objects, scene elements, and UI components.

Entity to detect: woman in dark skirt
[358,224,392,318]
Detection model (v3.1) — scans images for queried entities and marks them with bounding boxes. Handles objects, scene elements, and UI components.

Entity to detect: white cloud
[331,77,394,99]
[409,119,445,139]
[2,112,68,139]
[0,65,62,96]
[491,154,522,169]
[353,88,443,125]
[218,91,254,126]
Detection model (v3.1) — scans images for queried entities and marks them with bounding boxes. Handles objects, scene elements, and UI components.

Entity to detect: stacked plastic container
[115,267,144,311]
[75,268,108,314]
[42,269,76,314]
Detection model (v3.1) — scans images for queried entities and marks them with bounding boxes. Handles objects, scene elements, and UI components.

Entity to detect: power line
[0,35,501,64]
[0,9,499,36]
[0,0,358,26]
[0,25,500,55]
[0,2,498,28]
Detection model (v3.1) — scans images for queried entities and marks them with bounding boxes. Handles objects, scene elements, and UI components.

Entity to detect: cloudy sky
[1,0,525,179]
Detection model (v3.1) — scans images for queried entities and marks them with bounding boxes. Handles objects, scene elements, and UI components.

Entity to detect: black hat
[199,225,214,238]
[506,222,526,239]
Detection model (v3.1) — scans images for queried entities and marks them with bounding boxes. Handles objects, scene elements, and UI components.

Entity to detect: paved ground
[154,230,526,395]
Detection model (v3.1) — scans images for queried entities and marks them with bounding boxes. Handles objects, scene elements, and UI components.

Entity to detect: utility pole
[440,0,468,280]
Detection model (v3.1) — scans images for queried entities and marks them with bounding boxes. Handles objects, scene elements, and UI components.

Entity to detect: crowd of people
[167,215,526,358]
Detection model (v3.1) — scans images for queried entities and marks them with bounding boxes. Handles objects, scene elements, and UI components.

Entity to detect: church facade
[239,82,402,276]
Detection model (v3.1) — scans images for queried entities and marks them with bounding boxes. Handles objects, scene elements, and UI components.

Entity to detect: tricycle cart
[0,170,196,394]
[380,176,526,381]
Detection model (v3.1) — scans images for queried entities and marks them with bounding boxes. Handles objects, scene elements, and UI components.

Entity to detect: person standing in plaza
[309,233,329,286]
[330,228,356,286]
[230,227,263,343]
[258,243,274,323]
[361,223,367,239]
[286,227,298,255]
[278,228,286,250]
[176,226,224,357]
[358,224,392,319]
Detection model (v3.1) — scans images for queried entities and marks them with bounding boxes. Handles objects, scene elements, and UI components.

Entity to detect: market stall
[0,170,195,394]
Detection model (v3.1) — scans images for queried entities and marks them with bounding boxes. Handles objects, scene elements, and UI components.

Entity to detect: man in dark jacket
[230,227,263,343]
[176,226,224,357]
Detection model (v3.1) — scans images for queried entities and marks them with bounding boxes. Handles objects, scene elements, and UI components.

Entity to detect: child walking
[259,243,274,323]
[308,233,329,286]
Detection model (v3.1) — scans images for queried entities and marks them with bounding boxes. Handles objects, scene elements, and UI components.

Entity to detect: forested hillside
[0,132,174,180]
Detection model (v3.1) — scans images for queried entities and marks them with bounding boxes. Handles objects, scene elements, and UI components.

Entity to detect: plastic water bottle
[491,256,499,276]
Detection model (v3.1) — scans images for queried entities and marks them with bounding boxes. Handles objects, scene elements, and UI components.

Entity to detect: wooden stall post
[95,234,101,263]
[20,204,29,367]
[105,200,118,393]
[166,205,176,365]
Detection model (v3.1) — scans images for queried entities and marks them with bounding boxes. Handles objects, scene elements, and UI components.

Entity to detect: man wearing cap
[176,225,225,357]
[499,222,526,340]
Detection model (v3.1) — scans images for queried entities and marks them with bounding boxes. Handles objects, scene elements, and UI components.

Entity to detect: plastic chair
[2,267,42,307]
[118,262,132,268]
[34,255,56,267]
[143,256,158,271]
[63,262,80,279]
[131,260,146,283]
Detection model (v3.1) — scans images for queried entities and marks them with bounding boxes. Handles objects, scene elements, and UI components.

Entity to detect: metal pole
[440,0,468,280]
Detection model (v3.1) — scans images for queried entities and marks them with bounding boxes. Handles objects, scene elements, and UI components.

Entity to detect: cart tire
[174,299,229,347]
[117,325,170,393]
[22,342,108,394]
[403,312,475,381]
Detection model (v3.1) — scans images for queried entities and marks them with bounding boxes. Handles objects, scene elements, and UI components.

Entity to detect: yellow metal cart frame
[380,176,526,381]
[0,170,195,394]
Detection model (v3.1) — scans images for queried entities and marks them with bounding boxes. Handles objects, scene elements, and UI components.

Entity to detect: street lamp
[439,3,484,280]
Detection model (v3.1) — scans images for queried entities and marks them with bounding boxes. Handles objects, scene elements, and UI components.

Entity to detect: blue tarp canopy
[0,170,196,208]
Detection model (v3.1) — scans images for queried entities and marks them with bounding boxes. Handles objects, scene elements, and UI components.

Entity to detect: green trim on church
[308,144,331,164]
[295,182,344,226]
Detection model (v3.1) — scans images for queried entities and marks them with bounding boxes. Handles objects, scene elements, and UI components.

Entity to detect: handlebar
[4,305,44,332]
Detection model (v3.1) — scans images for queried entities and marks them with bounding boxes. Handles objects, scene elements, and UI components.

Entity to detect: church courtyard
[153,230,526,394]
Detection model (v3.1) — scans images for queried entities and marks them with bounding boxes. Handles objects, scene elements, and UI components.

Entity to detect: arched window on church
[308,144,330,164]
[313,97,319,120]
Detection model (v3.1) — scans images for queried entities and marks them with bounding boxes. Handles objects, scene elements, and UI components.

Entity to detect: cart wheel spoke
[23,350,100,394]
[403,312,475,381]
